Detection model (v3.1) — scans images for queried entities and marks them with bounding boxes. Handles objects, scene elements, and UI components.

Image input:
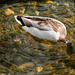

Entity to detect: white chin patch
[14,15,22,25]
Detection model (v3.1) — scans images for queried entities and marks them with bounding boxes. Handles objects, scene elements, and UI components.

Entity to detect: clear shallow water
[0,1,75,75]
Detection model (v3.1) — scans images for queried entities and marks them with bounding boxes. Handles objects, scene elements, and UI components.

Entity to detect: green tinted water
[0,1,75,75]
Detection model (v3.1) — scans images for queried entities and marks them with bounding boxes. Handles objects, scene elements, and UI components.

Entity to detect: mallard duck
[14,15,74,54]
[14,16,67,42]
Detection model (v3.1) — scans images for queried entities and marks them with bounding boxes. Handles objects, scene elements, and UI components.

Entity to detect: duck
[14,15,74,54]
[14,15,67,43]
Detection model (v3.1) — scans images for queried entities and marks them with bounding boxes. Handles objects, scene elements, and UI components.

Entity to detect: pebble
[4,8,14,15]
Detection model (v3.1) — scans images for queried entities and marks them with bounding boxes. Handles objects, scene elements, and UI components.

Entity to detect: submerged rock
[4,8,14,15]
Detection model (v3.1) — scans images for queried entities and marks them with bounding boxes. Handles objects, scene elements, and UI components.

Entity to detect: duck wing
[16,16,66,33]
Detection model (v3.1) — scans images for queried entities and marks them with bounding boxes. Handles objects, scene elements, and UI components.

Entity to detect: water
[0,1,75,75]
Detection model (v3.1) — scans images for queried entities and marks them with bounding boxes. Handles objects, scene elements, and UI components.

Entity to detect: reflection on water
[0,1,75,75]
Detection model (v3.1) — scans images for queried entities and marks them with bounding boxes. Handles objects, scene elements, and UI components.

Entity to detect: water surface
[0,1,75,75]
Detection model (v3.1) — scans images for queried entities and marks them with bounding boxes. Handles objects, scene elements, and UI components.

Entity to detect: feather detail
[14,16,67,42]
